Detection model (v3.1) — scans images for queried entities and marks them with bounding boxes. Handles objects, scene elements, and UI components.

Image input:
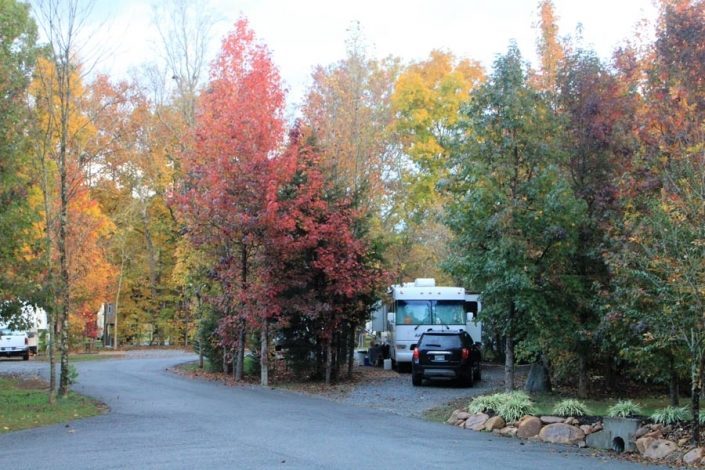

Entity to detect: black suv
[411,330,481,387]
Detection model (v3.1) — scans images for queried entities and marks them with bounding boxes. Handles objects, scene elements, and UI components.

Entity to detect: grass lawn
[0,375,106,433]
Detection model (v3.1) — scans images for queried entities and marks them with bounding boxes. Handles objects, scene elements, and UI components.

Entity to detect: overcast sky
[33,0,658,109]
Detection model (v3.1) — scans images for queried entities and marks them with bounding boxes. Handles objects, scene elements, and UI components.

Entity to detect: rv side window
[464,301,479,320]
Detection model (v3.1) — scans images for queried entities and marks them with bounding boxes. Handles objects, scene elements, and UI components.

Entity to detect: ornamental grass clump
[467,391,534,418]
[651,406,689,425]
[552,399,590,417]
[607,400,642,418]
[495,393,536,422]
[699,411,705,425]
[467,394,505,414]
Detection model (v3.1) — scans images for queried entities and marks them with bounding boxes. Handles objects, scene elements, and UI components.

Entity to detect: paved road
[0,353,657,469]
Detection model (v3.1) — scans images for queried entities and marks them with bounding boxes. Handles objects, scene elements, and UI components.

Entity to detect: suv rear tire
[462,366,474,387]
[22,351,29,361]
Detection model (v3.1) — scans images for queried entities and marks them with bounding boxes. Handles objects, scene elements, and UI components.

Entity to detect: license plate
[434,355,446,361]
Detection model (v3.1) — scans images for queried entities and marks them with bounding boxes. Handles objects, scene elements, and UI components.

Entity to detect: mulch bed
[171,360,399,399]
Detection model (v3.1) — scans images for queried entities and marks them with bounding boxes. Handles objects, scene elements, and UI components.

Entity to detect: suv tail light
[461,348,470,361]
[412,348,419,360]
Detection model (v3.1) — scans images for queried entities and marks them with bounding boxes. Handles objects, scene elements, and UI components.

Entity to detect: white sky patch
[29,0,658,109]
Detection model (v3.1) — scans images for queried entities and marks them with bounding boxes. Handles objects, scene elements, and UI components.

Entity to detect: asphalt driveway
[0,352,658,469]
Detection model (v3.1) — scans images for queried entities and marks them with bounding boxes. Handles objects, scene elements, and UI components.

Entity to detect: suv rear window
[419,334,462,349]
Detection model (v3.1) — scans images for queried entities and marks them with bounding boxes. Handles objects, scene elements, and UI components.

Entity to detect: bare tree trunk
[577,351,588,398]
[670,354,680,406]
[40,143,56,403]
[333,332,342,381]
[198,335,204,369]
[140,205,160,343]
[48,317,56,404]
[235,243,248,382]
[57,40,71,398]
[690,348,704,446]
[260,322,269,386]
[504,302,515,392]
[114,248,126,350]
[235,325,245,381]
[222,348,227,374]
[347,324,355,380]
[325,339,332,386]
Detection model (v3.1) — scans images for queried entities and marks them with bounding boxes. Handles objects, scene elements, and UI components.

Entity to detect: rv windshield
[434,301,466,325]
[395,300,466,325]
[396,301,431,325]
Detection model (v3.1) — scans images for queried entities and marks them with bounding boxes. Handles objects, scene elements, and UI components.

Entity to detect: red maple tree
[175,17,285,382]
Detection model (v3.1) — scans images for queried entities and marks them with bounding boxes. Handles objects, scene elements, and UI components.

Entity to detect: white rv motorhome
[372,279,482,370]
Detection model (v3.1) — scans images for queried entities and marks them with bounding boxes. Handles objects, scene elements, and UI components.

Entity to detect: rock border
[447,410,705,467]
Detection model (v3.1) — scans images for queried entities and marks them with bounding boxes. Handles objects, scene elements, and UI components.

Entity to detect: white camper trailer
[371,279,482,371]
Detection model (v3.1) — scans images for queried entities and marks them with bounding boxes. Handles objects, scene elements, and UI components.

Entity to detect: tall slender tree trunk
[504,302,515,392]
[347,324,355,379]
[235,243,248,381]
[577,351,588,399]
[114,248,126,350]
[325,339,333,386]
[57,48,71,398]
[40,153,56,404]
[141,205,160,344]
[690,346,704,445]
[235,325,245,381]
[669,354,679,406]
[260,321,269,386]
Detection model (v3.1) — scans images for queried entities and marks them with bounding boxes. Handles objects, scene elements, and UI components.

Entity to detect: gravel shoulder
[335,364,507,417]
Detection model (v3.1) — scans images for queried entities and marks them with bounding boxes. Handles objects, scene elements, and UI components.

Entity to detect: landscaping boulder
[517,416,543,439]
[524,362,550,393]
[499,426,518,438]
[565,417,580,426]
[540,416,564,425]
[684,447,705,465]
[447,409,462,424]
[643,439,677,460]
[636,437,655,455]
[465,413,489,431]
[485,416,506,431]
[539,423,586,445]
[580,425,593,435]
[456,411,471,421]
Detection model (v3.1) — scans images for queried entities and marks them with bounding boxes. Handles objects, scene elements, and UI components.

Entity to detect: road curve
[0,353,657,469]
